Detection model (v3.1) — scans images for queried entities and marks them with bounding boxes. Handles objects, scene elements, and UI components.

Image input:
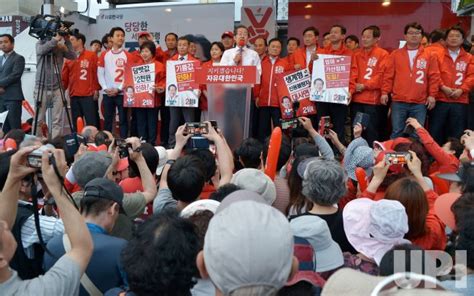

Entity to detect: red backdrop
[288,0,471,51]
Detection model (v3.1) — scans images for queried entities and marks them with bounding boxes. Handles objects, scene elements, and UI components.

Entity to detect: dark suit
[0,51,25,132]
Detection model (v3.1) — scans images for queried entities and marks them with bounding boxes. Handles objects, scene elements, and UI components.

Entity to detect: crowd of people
[0,18,473,296]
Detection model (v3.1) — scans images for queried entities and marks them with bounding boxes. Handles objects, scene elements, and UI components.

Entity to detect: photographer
[0,148,93,294]
[35,29,76,139]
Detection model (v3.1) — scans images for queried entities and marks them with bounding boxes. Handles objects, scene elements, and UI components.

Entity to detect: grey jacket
[35,38,76,90]
[0,51,25,101]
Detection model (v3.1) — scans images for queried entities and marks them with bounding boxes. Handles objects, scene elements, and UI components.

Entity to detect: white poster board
[310,54,351,105]
[165,60,199,108]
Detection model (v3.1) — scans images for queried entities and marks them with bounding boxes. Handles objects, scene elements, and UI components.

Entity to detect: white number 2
[455,72,463,86]
[364,67,373,80]
[415,70,424,84]
[79,69,87,81]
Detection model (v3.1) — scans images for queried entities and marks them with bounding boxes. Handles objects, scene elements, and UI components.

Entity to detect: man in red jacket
[254,38,291,141]
[381,22,440,139]
[316,24,353,144]
[62,32,100,129]
[349,25,389,145]
[290,26,319,71]
[430,25,474,145]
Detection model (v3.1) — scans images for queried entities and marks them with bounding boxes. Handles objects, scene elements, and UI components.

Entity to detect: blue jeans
[391,102,426,138]
[429,102,467,145]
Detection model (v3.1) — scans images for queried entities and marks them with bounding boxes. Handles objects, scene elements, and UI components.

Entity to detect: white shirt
[407,49,418,69]
[220,46,262,80]
[306,46,316,67]
[449,48,460,62]
[97,48,129,91]
[177,54,189,61]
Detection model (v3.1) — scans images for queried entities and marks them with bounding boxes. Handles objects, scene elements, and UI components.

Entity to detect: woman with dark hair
[200,42,225,120]
[132,40,166,146]
[286,155,313,216]
[364,151,446,250]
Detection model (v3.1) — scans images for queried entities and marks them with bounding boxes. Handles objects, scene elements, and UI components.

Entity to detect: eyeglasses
[406,31,422,36]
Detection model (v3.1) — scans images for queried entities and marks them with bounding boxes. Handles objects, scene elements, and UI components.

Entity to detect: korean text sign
[311,54,351,105]
[123,63,155,108]
[166,60,200,108]
[277,69,316,119]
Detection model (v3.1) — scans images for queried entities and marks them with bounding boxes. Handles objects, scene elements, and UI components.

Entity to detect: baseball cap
[180,199,220,218]
[437,162,474,183]
[204,201,294,295]
[290,215,344,272]
[434,192,462,230]
[343,198,410,265]
[285,236,326,288]
[138,31,152,38]
[221,31,234,39]
[231,169,276,205]
[72,151,112,188]
[154,146,168,175]
[83,178,125,213]
[116,157,129,172]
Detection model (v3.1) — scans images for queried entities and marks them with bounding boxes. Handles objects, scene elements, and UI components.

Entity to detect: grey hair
[302,158,347,206]
[229,285,278,296]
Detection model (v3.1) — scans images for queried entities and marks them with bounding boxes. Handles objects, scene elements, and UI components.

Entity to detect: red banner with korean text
[195,66,257,84]
[122,62,156,108]
[277,69,316,119]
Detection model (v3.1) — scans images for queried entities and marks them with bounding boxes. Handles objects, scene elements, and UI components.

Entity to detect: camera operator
[35,29,76,139]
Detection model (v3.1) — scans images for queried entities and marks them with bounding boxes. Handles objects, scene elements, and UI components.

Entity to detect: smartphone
[280,118,299,130]
[385,152,411,165]
[402,125,415,136]
[184,122,209,135]
[353,112,370,129]
[209,120,218,130]
[319,116,331,135]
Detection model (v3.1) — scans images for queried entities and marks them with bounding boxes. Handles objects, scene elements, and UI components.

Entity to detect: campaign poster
[166,60,200,108]
[277,69,316,119]
[310,54,351,105]
[123,63,156,108]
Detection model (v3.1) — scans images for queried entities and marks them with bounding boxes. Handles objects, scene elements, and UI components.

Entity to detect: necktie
[237,48,243,66]
[1,56,5,66]
[179,57,184,61]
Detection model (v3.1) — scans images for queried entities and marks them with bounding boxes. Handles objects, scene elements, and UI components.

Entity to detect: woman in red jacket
[133,40,166,145]
[201,42,225,121]
[363,151,446,251]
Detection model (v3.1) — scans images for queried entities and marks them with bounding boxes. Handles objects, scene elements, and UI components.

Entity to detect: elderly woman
[289,158,356,253]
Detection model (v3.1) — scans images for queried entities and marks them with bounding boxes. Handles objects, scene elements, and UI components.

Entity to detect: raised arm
[298,116,334,159]
[0,147,38,228]
[127,138,157,203]
[202,122,234,186]
[41,149,92,273]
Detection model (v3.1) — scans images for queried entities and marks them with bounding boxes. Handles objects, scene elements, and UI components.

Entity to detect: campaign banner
[123,63,156,108]
[166,60,200,108]
[195,66,257,84]
[277,69,316,119]
[310,54,351,105]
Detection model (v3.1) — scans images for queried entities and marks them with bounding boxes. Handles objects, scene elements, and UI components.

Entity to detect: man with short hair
[345,34,359,51]
[43,178,127,295]
[429,25,474,144]
[381,22,440,139]
[316,24,353,144]
[89,39,102,56]
[35,30,76,139]
[349,25,389,145]
[168,36,201,146]
[0,147,93,295]
[62,33,100,130]
[98,27,132,138]
[254,37,267,60]
[164,32,178,60]
[196,193,298,295]
[221,31,235,50]
[291,26,319,70]
[287,37,300,55]
[322,32,331,48]
[0,34,25,133]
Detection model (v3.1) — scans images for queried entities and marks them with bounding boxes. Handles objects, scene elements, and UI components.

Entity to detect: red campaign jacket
[291,47,312,71]
[416,127,460,174]
[254,56,291,107]
[349,46,389,105]
[62,50,100,97]
[382,46,440,104]
[437,48,474,104]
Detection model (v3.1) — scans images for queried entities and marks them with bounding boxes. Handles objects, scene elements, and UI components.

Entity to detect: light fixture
[382,0,391,7]
[165,8,172,12]
[60,6,65,14]
[305,4,312,9]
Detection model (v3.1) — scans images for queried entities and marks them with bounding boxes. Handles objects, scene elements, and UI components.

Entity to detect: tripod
[32,46,75,138]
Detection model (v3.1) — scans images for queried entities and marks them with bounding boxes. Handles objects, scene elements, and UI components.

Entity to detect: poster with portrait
[310,54,351,105]
[166,60,200,108]
[123,63,156,108]
[276,69,316,119]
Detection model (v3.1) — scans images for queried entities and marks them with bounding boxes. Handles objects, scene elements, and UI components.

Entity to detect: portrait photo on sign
[310,54,351,105]
[165,60,200,108]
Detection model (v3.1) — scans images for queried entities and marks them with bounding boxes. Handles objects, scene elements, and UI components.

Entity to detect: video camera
[29,14,79,40]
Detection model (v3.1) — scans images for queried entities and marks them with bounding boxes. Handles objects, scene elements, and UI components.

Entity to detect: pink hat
[434,192,461,231]
[116,158,129,172]
[343,198,410,265]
